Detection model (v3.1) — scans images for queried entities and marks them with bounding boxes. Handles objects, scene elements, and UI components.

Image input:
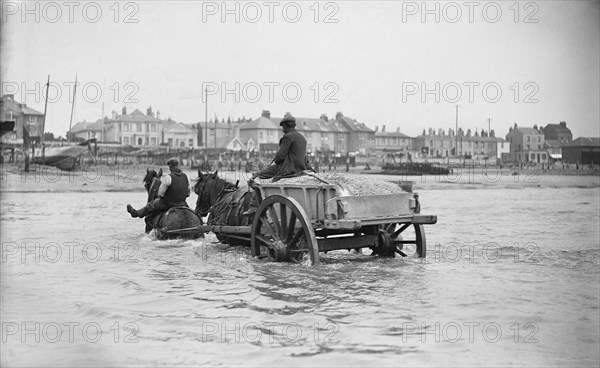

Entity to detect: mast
[41,75,50,144]
[68,74,78,143]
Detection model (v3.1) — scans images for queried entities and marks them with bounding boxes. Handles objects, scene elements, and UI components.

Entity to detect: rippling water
[1,173,599,367]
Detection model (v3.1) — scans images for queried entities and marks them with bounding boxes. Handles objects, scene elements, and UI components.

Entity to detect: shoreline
[0,163,598,193]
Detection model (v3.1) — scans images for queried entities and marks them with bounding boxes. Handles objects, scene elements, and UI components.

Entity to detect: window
[189,139,193,147]
[151,137,157,146]
[123,137,129,145]
[527,136,530,142]
[124,123,129,132]
[538,136,541,142]
[151,124,157,132]
[168,138,173,146]
[137,123,142,132]
[538,145,541,150]
[260,132,264,139]
[531,153,535,160]
[268,130,273,137]
[542,154,546,160]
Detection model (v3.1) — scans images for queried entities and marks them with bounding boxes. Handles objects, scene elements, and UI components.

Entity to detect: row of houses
[1,94,598,164]
[506,122,600,165]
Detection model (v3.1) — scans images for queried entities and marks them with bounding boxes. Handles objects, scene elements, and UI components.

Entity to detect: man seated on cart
[249,112,310,182]
[243,112,310,216]
[126,157,191,218]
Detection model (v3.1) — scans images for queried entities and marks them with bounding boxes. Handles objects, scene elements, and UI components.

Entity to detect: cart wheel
[373,223,426,258]
[251,195,320,265]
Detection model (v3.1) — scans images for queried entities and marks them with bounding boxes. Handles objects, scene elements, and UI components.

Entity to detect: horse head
[143,168,163,202]
[194,169,236,217]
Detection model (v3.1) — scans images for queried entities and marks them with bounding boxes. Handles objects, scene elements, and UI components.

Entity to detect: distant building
[562,137,600,165]
[0,94,44,143]
[373,125,416,153]
[162,121,198,148]
[69,118,105,141]
[103,107,163,146]
[239,110,371,155]
[505,124,548,163]
[542,121,572,145]
[417,127,505,161]
[334,112,374,154]
[541,121,573,162]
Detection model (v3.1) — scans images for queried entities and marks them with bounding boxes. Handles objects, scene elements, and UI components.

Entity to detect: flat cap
[166,157,179,166]
[280,112,296,126]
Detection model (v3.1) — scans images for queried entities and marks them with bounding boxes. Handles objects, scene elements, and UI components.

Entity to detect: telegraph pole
[204,86,208,163]
[488,117,491,135]
[455,105,459,157]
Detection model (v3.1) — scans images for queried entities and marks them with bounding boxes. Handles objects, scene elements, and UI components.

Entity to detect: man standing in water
[127,157,190,218]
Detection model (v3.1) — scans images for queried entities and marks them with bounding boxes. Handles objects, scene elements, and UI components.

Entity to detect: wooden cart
[179,180,437,266]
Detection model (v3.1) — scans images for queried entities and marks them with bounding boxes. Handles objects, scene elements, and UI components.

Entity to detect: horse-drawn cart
[180,173,437,266]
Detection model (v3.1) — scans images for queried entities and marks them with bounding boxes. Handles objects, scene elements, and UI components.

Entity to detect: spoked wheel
[251,195,320,265]
[371,223,426,258]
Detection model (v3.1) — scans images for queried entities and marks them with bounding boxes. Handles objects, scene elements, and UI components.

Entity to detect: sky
[2,0,599,138]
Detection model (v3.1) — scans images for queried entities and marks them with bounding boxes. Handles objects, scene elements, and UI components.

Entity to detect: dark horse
[141,168,204,240]
[194,170,254,245]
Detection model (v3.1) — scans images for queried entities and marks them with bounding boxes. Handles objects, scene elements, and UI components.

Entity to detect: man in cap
[243,113,310,216]
[249,112,309,182]
[126,157,191,218]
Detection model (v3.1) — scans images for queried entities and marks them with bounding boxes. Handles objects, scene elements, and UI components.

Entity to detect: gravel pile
[257,173,405,196]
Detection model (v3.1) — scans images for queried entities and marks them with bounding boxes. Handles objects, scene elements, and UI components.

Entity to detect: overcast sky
[2,0,599,138]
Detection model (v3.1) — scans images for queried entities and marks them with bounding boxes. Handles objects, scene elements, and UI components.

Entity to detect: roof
[565,137,600,147]
[543,123,572,139]
[113,109,161,123]
[516,127,544,135]
[1,95,44,116]
[70,119,104,132]
[375,131,412,138]
[241,116,279,130]
[337,115,373,132]
[163,122,196,133]
[544,139,561,148]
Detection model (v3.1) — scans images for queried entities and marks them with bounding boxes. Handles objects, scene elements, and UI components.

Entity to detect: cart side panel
[326,193,413,220]
[258,184,338,224]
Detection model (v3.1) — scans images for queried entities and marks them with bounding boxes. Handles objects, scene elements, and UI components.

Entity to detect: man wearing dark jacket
[127,157,190,218]
[251,112,309,181]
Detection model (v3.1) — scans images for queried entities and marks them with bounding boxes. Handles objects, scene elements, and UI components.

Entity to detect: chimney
[438,128,443,136]
[147,107,153,116]
[382,125,386,132]
[428,127,433,135]
[122,106,127,115]
[466,129,472,137]
[335,112,344,120]
[490,129,495,137]
[4,94,14,101]
[374,125,379,133]
[559,121,566,127]
[320,113,328,122]
[156,110,160,120]
[112,110,117,119]
[533,124,538,131]
[475,129,479,137]
[261,110,270,118]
